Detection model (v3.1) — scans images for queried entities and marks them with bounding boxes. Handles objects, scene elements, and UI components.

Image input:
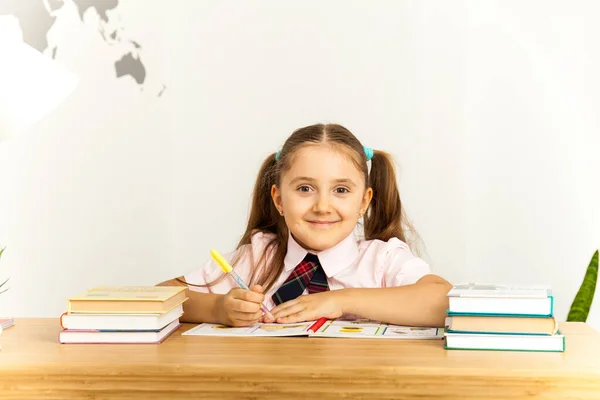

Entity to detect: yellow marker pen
[210,249,274,320]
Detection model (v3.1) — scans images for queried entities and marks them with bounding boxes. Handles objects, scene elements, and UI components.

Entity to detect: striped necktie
[272,253,329,305]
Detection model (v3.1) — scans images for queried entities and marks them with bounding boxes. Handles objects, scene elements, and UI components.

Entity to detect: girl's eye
[334,187,350,194]
[297,185,313,193]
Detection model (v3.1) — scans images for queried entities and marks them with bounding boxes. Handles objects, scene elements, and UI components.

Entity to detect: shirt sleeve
[378,238,431,287]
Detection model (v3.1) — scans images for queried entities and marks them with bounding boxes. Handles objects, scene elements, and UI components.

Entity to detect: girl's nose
[313,193,331,213]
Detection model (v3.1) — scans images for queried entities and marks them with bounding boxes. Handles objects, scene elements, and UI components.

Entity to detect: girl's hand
[264,291,344,324]
[217,285,265,327]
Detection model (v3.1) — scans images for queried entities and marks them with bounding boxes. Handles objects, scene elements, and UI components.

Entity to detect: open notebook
[182,318,444,339]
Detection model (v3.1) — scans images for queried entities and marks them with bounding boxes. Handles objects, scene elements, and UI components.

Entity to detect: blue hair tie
[275,151,281,161]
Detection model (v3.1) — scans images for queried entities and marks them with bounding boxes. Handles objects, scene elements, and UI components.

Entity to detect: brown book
[447,315,558,335]
[67,286,187,314]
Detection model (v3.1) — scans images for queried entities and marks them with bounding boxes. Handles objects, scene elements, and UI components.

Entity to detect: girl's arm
[268,274,452,327]
[157,278,223,323]
[337,274,452,327]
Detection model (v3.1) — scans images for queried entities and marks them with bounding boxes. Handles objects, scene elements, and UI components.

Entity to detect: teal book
[444,330,565,352]
[447,283,553,317]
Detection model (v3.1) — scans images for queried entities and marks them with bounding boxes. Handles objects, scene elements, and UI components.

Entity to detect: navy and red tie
[272,253,329,305]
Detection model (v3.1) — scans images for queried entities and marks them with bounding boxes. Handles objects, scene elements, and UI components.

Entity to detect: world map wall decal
[0,0,166,97]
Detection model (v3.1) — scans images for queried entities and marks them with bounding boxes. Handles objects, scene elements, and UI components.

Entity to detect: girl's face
[271,144,373,252]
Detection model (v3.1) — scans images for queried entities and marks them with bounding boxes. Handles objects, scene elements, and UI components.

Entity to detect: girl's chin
[295,233,349,252]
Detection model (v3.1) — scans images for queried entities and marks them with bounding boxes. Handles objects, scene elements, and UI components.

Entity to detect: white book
[183,320,319,337]
[445,331,565,352]
[59,319,181,344]
[311,320,444,339]
[447,283,553,316]
[60,305,183,331]
[183,319,445,339]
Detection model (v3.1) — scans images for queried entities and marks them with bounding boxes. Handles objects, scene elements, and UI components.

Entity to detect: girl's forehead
[284,144,364,180]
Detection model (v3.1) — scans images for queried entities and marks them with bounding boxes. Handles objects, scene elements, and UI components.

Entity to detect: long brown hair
[195,123,415,291]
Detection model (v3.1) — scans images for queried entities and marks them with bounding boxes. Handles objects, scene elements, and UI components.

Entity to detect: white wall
[0,0,598,329]
[465,1,600,329]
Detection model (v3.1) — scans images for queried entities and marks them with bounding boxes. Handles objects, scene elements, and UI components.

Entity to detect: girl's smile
[307,220,340,225]
[306,220,341,230]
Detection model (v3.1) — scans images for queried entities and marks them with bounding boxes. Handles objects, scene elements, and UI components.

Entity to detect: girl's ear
[271,184,283,211]
[361,187,373,213]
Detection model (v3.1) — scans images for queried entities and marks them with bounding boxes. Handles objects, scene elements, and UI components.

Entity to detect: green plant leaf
[567,250,599,322]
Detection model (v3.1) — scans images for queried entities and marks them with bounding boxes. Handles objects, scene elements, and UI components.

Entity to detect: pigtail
[235,153,289,291]
[364,150,408,244]
[242,153,282,237]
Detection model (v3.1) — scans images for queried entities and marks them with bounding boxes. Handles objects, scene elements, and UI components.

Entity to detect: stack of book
[59,286,187,344]
[0,317,14,330]
[444,283,565,352]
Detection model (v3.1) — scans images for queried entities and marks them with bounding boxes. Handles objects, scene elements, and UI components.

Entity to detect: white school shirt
[184,231,431,310]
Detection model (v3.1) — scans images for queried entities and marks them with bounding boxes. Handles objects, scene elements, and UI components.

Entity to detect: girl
[159,123,451,327]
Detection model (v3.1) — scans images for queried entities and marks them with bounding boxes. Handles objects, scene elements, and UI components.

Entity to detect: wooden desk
[0,320,599,399]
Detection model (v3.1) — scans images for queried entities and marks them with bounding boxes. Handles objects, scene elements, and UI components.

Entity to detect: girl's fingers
[277,312,307,324]
[236,289,265,304]
[231,299,261,313]
[262,313,275,323]
[250,284,264,293]
[270,299,299,316]
[273,303,305,319]
[231,310,262,322]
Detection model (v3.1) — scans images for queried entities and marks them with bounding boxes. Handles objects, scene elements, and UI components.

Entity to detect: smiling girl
[159,123,451,327]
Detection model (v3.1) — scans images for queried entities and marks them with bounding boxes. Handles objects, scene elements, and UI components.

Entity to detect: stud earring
[358,210,364,218]
[279,209,284,216]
